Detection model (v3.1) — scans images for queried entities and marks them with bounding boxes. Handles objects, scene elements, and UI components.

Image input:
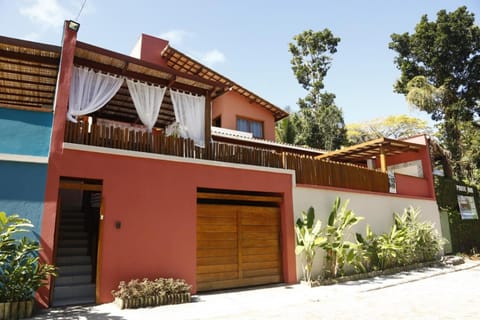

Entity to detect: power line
[75,0,87,21]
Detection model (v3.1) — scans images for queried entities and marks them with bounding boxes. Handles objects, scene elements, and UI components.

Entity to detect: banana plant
[321,197,364,278]
[295,207,326,285]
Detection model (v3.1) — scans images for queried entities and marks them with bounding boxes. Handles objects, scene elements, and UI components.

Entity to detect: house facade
[0,21,442,308]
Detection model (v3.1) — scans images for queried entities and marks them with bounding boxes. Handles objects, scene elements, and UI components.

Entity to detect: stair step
[55,274,92,286]
[61,211,86,218]
[59,239,89,248]
[56,255,91,266]
[60,217,86,225]
[51,296,95,307]
[57,247,89,256]
[58,264,92,276]
[60,225,86,232]
[59,231,89,240]
[52,284,95,306]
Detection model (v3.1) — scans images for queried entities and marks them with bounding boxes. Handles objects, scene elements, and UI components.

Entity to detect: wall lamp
[67,20,80,32]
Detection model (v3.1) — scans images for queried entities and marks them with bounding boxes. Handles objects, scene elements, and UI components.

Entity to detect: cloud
[19,0,73,29]
[158,30,191,46]
[200,49,226,67]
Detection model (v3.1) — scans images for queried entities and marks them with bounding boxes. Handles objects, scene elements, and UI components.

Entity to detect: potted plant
[0,212,57,319]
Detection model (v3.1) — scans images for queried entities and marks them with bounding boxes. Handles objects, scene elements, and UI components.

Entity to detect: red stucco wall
[41,148,296,304]
[213,91,276,141]
[382,135,435,199]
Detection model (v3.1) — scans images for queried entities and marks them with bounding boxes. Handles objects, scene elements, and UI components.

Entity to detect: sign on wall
[456,185,478,220]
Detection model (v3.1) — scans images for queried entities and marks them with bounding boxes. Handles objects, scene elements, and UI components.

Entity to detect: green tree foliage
[389,6,480,180]
[288,29,347,150]
[275,107,297,144]
[346,115,433,145]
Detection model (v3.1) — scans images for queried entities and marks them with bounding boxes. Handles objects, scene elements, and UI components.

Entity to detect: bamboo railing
[64,122,389,193]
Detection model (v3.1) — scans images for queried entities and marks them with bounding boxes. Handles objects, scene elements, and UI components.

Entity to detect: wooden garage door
[197,203,282,291]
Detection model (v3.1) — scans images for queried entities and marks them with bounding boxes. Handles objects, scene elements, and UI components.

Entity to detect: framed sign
[457,195,478,220]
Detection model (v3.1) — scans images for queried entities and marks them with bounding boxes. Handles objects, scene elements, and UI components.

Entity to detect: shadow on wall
[0,108,53,156]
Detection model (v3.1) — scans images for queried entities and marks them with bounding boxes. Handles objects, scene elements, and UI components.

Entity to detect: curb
[363,259,480,292]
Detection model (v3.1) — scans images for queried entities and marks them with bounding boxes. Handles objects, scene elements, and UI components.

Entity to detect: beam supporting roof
[316,137,424,171]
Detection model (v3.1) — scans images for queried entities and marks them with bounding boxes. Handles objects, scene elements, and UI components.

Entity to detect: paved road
[34,260,480,320]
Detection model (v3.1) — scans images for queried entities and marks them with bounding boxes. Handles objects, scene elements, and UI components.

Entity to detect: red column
[38,20,78,308]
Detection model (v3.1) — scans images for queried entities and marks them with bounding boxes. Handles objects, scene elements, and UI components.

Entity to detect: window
[212,116,221,127]
[236,117,264,138]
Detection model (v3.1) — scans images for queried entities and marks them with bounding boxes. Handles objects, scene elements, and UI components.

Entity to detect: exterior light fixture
[67,20,80,32]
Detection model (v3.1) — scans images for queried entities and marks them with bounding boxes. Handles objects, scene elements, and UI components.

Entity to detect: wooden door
[197,203,282,291]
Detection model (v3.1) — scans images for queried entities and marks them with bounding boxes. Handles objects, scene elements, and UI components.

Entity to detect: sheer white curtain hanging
[170,89,206,147]
[67,66,124,122]
[126,80,166,130]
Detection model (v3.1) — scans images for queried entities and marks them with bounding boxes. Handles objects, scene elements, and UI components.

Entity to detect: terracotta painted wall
[42,148,296,304]
[213,91,276,141]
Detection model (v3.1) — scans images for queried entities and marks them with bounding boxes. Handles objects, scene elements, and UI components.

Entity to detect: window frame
[236,116,264,139]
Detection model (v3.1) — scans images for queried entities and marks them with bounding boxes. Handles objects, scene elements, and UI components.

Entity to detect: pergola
[0,36,60,111]
[316,137,424,172]
[0,35,230,144]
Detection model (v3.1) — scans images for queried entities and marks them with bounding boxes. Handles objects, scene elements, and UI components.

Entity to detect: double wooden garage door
[197,203,282,291]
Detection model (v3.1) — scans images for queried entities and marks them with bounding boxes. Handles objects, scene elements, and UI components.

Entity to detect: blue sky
[1,0,479,124]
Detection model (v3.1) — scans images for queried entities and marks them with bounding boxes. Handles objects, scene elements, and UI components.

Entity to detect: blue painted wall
[0,108,53,156]
[0,161,48,239]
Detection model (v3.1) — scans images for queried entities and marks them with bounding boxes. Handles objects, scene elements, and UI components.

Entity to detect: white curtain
[170,89,206,147]
[67,66,124,122]
[126,80,166,130]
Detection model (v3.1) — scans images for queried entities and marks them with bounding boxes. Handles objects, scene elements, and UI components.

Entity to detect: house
[0,37,57,237]
[0,20,442,308]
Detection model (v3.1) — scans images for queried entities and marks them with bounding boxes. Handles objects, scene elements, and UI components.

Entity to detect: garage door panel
[242,260,280,271]
[198,204,236,217]
[240,231,278,240]
[241,225,279,234]
[197,271,239,282]
[198,255,238,266]
[242,246,280,256]
[197,263,238,274]
[198,215,236,225]
[198,239,237,248]
[198,224,237,232]
[243,267,281,278]
[198,232,237,241]
[197,202,282,292]
[198,248,237,258]
[241,238,279,248]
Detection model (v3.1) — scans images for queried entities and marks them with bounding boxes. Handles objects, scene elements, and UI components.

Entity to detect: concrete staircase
[52,210,96,307]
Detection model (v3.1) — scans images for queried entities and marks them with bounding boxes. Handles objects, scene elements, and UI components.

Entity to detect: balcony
[64,121,390,194]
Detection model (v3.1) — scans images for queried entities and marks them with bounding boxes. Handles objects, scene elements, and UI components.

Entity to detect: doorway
[51,178,102,306]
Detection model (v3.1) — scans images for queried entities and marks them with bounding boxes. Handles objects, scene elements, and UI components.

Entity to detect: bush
[357,207,444,272]
[111,278,191,300]
[0,212,56,302]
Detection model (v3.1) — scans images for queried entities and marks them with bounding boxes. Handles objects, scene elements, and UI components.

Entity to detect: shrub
[0,212,56,302]
[321,198,364,278]
[294,207,325,285]
[111,278,191,300]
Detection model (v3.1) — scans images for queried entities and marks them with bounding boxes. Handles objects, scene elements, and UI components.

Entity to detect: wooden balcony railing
[64,121,389,193]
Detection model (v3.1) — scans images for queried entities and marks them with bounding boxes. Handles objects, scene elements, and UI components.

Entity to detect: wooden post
[379,145,387,173]
[204,90,212,154]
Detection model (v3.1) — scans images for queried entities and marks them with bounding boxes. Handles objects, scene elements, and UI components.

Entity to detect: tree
[346,115,433,145]
[389,6,480,179]
[275,107,297,144]
[289,29,347,150]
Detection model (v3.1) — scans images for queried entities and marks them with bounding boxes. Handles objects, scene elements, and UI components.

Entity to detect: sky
[1,0,479,125]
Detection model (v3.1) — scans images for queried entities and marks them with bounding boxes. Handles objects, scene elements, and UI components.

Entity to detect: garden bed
[309,260,440,287]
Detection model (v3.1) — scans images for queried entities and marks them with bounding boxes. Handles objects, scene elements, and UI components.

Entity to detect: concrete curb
[363,259,480,292]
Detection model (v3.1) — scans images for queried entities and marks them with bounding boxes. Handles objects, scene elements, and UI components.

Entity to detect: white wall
[293,186,442,281]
